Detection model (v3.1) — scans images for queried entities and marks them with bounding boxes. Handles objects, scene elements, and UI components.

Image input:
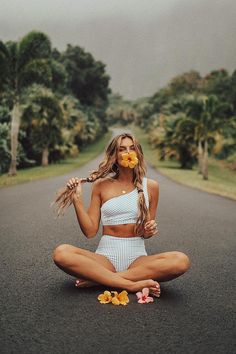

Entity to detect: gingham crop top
[101,177,149,225]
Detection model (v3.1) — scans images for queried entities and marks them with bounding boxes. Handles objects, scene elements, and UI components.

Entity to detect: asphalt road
[1,129,236,354]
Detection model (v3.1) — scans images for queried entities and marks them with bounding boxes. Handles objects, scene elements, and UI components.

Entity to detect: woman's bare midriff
[103,224,137,238]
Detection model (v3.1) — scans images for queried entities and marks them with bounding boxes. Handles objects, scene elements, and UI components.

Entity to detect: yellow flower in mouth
[111,290,129,305]
[120,151,138,169]
[97,291,112,304]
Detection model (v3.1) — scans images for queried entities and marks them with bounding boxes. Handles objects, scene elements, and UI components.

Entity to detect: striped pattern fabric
[95,235,147,271]
[101,177,149,225]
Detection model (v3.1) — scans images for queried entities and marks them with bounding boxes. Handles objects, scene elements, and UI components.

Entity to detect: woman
[52,133,190,296]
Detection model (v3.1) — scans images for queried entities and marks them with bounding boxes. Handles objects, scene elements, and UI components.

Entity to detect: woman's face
[117,137,136,166]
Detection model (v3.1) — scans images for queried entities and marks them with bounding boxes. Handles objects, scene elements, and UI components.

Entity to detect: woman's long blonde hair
[52,133,150,236]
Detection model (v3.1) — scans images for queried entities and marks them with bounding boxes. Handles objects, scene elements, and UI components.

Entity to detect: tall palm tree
[0,31,52,175]
[183,95,205,174]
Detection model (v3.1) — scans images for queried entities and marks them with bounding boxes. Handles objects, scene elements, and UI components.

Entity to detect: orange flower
[97,291,112,304]
[120,151,138,169]
[97,290,130,305]
[111,290,129,305]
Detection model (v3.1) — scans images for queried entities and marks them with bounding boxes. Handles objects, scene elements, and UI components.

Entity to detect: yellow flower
[97,290,112,304]
[111,290,129,305]
[120,151,139,169]
[97,290,130,305]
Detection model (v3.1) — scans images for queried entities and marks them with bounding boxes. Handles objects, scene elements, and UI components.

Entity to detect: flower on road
[97,290,112,304]
[98,288,155,305]
[97,290,129,305]
[111,290,129,305]
[136,288,154,304]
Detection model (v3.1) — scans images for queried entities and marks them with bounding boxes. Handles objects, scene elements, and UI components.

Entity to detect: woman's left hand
[143,220,159,239]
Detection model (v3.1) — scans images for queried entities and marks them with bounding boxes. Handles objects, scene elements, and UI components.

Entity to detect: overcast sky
[1,0,236,99]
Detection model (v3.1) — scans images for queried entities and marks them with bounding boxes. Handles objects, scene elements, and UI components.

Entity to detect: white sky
[1,0,236,99]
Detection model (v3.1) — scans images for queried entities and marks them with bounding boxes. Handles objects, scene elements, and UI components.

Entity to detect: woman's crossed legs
[53,244,190,295]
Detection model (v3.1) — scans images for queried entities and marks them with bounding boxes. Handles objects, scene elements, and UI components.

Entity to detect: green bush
[0,123,11,173]
[226,151,236,163]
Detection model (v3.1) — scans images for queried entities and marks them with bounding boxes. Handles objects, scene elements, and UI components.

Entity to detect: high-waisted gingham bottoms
[95,235,147,272]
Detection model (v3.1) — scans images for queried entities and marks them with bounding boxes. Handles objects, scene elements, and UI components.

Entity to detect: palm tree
[0,31,52,175]
[182,95,205,174]
[164,114,196,169]
[22,85,64,166]
[184,95,231,180]
[148,113,172,161]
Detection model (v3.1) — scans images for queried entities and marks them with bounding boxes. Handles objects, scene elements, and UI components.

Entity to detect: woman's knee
[172,251,191,274]
[52,244,72,265]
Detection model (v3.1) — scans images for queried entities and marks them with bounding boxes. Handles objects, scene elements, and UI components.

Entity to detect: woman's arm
[143,178,159,238]
[72,180,101,239]
[148,178,159,219]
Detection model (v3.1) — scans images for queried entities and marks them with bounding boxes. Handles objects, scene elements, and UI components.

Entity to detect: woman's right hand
[66,177,83,198]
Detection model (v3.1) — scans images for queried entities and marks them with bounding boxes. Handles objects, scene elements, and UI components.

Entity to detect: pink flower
[136,288,154,304]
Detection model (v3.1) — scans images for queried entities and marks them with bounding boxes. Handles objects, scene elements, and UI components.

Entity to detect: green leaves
[19,58,52,88]
[61,44,110,107]
[18,31,51,72]
[22,84,63,152]
[0,123,11,173]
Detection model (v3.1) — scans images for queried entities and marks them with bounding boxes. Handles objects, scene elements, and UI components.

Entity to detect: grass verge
[0,130,112,188]
[132,125,236,201]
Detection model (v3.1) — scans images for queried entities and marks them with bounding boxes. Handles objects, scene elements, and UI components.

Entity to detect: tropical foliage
[1,30,235,181]
[132,69,236,180]
[0,31,111,175]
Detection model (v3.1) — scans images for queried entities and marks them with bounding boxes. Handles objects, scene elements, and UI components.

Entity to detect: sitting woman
[52,132,190,296]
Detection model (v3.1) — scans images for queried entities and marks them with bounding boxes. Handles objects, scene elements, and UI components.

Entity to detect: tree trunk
[8,100,21,176]
[42,147,49,166]
[197,140,203,174]
[160,148,165,161]
[202,139,208,180]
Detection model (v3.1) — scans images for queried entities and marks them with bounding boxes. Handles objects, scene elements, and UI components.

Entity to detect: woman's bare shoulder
[146,177,159,192]
[146,178,159,204]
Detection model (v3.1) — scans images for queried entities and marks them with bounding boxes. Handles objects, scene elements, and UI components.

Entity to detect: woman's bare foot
[75,279,99,288]
[129,279,160,294]
[75,278,160,296]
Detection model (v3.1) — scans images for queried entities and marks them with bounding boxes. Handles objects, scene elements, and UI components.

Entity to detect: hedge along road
[0,127,235,354]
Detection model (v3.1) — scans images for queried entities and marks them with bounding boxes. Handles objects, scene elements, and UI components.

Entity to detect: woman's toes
[150,290,161,298]
[75,279,99,288]
[150,284,161,297]
[75,279,87,287]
